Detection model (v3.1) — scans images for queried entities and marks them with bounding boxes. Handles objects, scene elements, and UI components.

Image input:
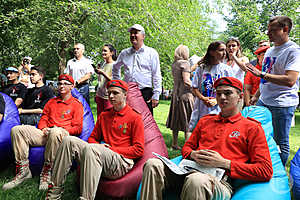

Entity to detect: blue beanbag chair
[28,88,94,174]
[290,148,300,200]
[137,106,290,200]
[0,92,20,163]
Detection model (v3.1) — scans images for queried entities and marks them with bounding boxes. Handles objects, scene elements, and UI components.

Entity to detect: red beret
[106,80,128,92]
[254,46,270,55]
[58,74,74,85]
[214,77,243,91]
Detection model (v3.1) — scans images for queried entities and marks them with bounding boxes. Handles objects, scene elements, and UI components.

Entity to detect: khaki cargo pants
[11,125,69,163]
[140,158,232,200]
[51,136,134,200]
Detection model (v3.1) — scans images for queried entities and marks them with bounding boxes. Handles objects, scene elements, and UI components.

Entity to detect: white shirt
[65,56,94,82]
[112,45,162,100]
[259,41,300,107]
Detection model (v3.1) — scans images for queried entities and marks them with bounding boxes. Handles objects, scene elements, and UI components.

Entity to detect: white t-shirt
[231,62,245,83]
[259,40,300,107]
[65,57,94,81]
[188,63,233,131]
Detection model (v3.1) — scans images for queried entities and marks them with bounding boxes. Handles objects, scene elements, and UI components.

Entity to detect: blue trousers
[256,100,296,166]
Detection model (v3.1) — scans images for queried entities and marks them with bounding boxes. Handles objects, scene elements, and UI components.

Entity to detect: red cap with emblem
[214,77,243,91]
[58,74,74,85]
[106,80,128,92]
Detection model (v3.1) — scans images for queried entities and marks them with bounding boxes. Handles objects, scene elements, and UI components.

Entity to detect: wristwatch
[260,71,266,79]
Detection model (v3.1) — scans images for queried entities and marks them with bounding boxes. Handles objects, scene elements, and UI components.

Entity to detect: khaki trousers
[140,158,232,200]
[11,125,69,163]
[51,136,134,200]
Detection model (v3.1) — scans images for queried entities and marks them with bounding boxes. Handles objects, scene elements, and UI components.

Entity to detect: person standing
[2,66,27,108]
[187,41,233,135]
[2,74,83,191]
[244,46,270,106]
[166,45,194,150]
[225,38,249,82]
[94,44,117,116]
[65,43,94,105]
[112,24,162,115]
[246,16,300,166]
[18,56,35,88]
[250,40,270,66]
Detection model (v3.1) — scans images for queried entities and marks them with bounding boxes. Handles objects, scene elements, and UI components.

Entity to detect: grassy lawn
[0,98,299,199]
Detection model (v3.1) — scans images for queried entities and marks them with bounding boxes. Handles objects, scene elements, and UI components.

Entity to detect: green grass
[0,98,299,199]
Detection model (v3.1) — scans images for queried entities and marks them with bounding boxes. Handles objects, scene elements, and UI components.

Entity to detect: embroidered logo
[229,131,240,138]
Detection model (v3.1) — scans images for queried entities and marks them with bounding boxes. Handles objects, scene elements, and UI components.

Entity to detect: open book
[152,152,225,181]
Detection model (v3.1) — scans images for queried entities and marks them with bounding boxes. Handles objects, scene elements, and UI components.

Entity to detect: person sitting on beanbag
[2,74,83,191]
[46,80,144,200]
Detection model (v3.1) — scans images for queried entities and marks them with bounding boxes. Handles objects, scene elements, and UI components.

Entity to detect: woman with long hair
[225,38,249,82]
[187,41,233,136]
[94,44,117,116]
[166,45,194,150]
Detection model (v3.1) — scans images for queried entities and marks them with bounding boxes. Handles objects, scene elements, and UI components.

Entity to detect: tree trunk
[58,41,69,74]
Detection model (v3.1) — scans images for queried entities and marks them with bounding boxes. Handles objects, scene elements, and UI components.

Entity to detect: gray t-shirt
[259,41,300,107]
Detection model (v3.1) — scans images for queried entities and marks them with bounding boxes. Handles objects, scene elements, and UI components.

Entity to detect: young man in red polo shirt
[140,77,273,200]
[2,74,83,191]
[46,80,144,200]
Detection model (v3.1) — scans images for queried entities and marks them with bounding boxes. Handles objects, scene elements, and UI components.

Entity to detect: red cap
[106,80,128,92]
[254,46,270,55]
[58,74,74,85]
[214,77,243,91]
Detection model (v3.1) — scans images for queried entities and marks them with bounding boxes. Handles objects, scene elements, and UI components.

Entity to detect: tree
[0,0,218,89]
[221,0,299,56]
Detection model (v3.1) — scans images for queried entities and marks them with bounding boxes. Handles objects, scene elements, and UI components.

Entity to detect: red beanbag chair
[78,82,168,198]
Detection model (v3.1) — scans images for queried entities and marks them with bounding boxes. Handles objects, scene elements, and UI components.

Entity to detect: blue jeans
[256,100,296,166]
[78,84,90,105]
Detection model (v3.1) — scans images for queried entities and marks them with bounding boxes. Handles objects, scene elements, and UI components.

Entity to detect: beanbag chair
[290,148,300,200]
[77,82,168,198]
[137,106,290,200]
[0,92,20,163]
[28,88,94,174]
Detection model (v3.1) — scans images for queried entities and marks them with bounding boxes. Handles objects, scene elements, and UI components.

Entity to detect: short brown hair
[269,16,293,34]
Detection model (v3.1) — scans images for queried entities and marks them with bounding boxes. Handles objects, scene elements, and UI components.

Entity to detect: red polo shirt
[38,96,83,135]
[244,63,262,95]
[182,112,273,182]
[88,104,144,159]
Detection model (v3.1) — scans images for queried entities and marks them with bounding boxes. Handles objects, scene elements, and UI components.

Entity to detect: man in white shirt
[112,24,162,115]
[246,16,300,166]
[65,43,94,105]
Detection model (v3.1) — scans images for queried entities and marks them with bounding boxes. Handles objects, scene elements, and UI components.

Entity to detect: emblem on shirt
[10,87,18,97]
[34,92,42,104]
[229,131,240,138]
[61,109,71,119]
[119,123,127,134]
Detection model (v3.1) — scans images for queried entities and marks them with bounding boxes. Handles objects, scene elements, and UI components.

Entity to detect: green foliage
[222,0,300,54]
[0,0,217,88]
